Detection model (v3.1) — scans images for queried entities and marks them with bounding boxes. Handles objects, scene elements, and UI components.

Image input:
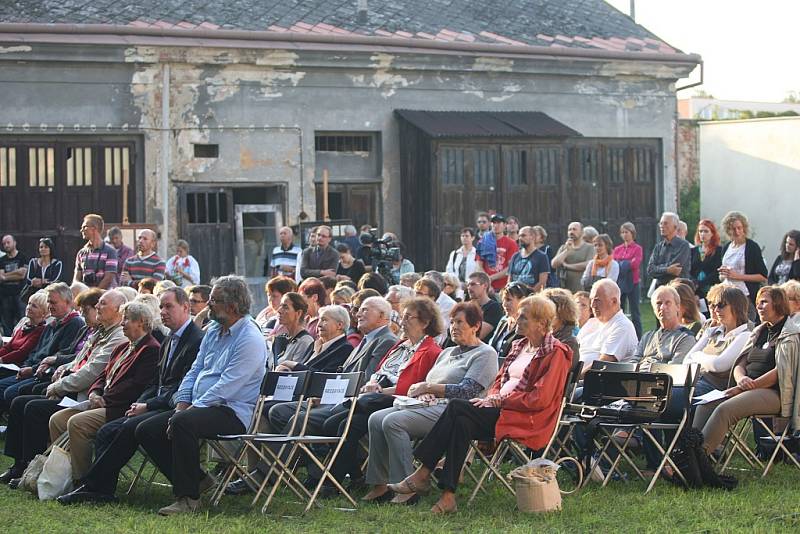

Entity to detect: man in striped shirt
[267,226,302,278]
[120,229,166,288]
[73,214,118,289]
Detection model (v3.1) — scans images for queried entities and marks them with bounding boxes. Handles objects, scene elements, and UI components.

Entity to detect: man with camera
[73,214,119,289]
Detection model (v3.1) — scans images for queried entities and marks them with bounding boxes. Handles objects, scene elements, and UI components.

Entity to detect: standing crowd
[0,208,799,516]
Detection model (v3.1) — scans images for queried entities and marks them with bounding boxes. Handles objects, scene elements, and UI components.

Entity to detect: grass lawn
[2,303,798,533]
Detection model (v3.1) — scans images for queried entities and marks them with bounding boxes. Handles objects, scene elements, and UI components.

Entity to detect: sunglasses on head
[709,301,727,310]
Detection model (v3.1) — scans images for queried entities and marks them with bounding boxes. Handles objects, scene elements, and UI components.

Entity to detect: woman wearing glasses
[684,284,752,397]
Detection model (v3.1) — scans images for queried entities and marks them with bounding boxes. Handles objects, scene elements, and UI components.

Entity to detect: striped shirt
[123,253,166,286]
[269,244,302,277]
[75,242,118,288]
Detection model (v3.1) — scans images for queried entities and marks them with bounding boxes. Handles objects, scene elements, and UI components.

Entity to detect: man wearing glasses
[299,225,339,280]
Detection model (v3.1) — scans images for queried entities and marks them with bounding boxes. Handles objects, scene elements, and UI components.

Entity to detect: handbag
[37,445,73,500]
[19,432,69,497]
[581,371,672,424]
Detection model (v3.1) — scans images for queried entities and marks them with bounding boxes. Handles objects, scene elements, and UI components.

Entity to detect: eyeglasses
[709,302,728,310]
[402,314,420,321]
[189,298,207,305]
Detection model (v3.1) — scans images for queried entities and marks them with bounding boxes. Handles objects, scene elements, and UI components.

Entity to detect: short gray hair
[107,226,123,238]
[28,290,50,310]
[134,294,163,329]
[661,212,680,226]
[121,300,155,332]
[592,278,621,301]
[213,275,252,315]
[387,284,414,303]
[319,304,350,331]
[362,296,392,319]
[47,282,74,305]
[423,271,445,290]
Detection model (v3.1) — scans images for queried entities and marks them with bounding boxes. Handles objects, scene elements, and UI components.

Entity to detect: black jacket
[137,320,205,411]
[768,255,800,285]
[296,335,353,373]
[690,246,722,299]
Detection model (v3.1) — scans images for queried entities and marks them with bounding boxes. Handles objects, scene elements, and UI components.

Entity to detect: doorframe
[234,203,283,277]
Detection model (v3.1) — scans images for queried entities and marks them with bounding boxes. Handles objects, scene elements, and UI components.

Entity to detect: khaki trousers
[49,407,107,480]
[693,388,781,453]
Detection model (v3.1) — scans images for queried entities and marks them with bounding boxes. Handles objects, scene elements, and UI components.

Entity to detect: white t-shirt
[721,242,748,295]
[576,310,638,369]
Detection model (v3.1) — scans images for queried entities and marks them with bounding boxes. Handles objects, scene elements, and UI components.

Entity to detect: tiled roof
[0,0,680,54]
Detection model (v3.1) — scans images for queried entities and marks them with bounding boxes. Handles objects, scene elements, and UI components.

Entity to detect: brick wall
[677,119,699,190]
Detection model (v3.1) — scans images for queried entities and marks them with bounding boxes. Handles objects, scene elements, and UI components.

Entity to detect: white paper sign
[57,397,79,408]
[272,375,298,402]
[693,389,729,406]
[320,378,349,406]
[0,363,21,372]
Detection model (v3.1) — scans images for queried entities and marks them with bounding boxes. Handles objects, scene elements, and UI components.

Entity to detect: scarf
[591,254,613,277]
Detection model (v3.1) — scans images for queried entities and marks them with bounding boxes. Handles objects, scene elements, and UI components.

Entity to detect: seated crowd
[0,209,799,518]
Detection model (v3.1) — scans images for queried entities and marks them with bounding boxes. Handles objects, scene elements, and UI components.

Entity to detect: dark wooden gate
[0,139,137,279]
[178,187,235,283]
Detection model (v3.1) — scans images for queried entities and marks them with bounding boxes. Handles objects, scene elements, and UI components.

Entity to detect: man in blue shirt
[136,276,267,516]
[507,226,550,292]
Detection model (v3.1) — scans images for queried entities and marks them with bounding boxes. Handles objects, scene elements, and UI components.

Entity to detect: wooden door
[179,188,234,283]
[315,182,380,229]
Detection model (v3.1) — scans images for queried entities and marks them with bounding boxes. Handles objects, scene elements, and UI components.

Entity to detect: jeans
[620,283,642,339]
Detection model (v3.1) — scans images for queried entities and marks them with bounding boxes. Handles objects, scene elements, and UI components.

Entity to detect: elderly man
[576,279,638,374]
[551,221,595,293]
[508,226,550,292]
[49,300,160,481]
[0,283,85,405]
[58,288,205,505]
[120,229,166,288]
[0,234,28,336]
[647,212,692,288]
[299,225,339,280]
[0,289,127,485]
[634,285,696,372]
[74,214,118,289]
[268,226,302,279]
[136,276,267,515]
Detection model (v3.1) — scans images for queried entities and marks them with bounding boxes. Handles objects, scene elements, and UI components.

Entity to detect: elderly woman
[0,290,48,365]
[719,211,768,307]
[386,285,414,335]
[134,293,168,343]
[153,280,176,297]
[691,219,722,300]
[389,296,573,514]
[613,222,644,337]
[489,282,533,360]
[326,298,444,489]
[542,287,581,363]
[783,280,800,327]
[165,239,200,288]
[693,286,800,456]
[269,292,314,369]
[48,300,160,480]
[442,273,464,302]
[364,302,498,505]
[684,284,752,398]
[768,230,800,285]
[275,305,352,373]
[255,276,297,335]
[581,234,619,290]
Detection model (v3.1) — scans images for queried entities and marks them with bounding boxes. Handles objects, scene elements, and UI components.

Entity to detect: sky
[605,0,800,102]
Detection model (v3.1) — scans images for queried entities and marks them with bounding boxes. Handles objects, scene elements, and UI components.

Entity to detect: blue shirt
[175,316,267,428]
[508,249,550,286]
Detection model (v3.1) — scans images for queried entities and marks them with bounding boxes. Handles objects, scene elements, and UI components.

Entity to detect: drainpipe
[160,63,170,258]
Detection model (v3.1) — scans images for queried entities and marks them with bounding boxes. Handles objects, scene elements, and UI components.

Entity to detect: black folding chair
[252,372,364,514]
[208,370,310,507]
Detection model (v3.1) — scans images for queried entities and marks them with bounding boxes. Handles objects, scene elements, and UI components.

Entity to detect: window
[193,144,219,158]
[0,147,16,187]
[28,147,55,187]
[504,149,528,186]
[187,192,228,224]
[315,135,371,153]
[66,147,92,187]
[532,148,560,186]
[607,148,626,183]
[632,147,653,182]
[473,148,497,187]
[440,147,465,185]
[104,147,130,186]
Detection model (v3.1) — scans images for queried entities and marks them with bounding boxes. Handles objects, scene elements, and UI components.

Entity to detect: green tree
[678,181,700,242]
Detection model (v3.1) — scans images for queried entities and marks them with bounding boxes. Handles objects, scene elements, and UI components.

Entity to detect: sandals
[387,477,431,495]
[431,501,458,515]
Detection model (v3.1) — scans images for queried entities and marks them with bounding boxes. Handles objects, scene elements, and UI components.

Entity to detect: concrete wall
[0,42,691,257]
[699,117,800,253]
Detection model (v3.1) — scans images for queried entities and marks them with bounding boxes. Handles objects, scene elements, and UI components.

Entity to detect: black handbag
[581,370,672,424]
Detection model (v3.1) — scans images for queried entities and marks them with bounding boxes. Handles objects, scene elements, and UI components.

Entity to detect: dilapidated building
[0,0,700,283]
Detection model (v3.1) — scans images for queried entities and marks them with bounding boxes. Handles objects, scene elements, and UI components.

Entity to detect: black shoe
[346,475,366,493]
[57,486,118,505]
[224,477,255,496]
[8,478,22,490]
[0,467,22,485]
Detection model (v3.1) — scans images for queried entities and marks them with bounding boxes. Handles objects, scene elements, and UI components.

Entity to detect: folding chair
[718,414,800,477]
[467,356,583,503]
[252,371,363,514]
[207,370,310,506]
[637,363,699,493]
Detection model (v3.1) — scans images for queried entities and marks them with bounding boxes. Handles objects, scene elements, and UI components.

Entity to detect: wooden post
[122,166,130,224]
[322,168,330,221]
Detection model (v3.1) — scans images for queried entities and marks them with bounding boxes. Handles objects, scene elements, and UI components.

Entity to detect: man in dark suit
[59,287,204,504]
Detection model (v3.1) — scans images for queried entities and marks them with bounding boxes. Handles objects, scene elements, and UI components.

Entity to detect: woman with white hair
[0,290,48,365]
[133,293,169,344]
[275,305,353,372]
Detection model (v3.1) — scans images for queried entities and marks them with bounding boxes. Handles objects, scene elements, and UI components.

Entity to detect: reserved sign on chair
[320,378,349,405]
[272,375,298,402]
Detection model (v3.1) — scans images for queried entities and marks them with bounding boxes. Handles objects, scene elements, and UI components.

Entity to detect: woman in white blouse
[165,239,201,288]
[445,228,481,286]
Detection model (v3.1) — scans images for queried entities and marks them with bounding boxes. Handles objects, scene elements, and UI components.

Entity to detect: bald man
[120,229,166,288]
[267,226,302,278]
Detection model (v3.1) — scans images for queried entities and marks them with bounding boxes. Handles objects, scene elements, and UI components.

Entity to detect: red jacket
[378,336,442,396]
[0,321,46,365]
[89,333,160,420]
[491,336,572,451]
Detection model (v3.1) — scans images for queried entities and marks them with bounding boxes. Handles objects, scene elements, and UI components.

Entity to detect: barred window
[0,147,16,187]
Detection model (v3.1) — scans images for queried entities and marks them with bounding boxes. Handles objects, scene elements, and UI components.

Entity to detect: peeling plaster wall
[0,42,688,251]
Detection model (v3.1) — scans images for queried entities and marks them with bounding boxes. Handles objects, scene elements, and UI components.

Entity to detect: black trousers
[17,380,49,396]
[81,410,164,495]
[0,294,24,337]
[4,395,62,467]
[413,399,500,492]
[135,406,244,499]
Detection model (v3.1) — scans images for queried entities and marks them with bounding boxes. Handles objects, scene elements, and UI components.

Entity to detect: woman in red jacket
[327,297,444,494]
[0,290,48,366]
[388,295,572,514]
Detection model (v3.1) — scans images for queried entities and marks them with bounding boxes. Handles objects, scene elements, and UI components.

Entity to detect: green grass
[2,437,800,533]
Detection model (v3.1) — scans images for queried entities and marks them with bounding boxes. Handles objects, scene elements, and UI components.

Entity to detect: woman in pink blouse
[613,222,644,338]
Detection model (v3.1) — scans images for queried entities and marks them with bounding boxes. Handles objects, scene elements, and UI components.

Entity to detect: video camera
[359,228,401,281]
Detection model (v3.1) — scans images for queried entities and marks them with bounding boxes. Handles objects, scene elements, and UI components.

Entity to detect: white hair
[319,304,350,331]
[661,212,680,226]
[362,296,392,319]
[591,278,621,301]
